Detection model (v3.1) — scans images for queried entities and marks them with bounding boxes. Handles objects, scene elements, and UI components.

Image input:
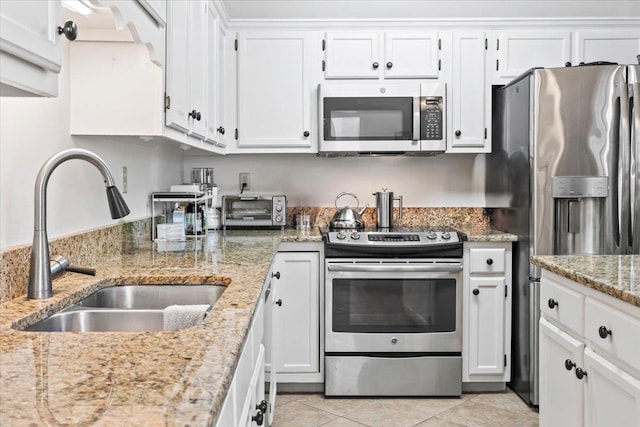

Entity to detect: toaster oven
[221,194,287,230]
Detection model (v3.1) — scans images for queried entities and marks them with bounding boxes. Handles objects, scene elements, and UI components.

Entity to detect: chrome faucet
[28,148,130,299]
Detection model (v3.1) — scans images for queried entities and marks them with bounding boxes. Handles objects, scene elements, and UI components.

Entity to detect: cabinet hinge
[322,39,325,51]
[496,39,500,50]
[438,38,441,50]
[504,354,507,367]
[322,59,325,72]
[484,128,487,139]
[235,128,238,140]
[164,94,170,110]
[234,39,238,51]
[485,38,488,50]
[438,59,441,71]
[505,284,508,298]
[496,59,499,71]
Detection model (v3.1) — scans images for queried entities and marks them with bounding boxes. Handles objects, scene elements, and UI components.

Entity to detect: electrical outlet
[122,166,128,193]
[239,172,250,192]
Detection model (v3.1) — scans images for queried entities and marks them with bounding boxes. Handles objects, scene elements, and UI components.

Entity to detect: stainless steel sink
[21,285,226,332]
[24,309,164,332]
[75,285,226,309]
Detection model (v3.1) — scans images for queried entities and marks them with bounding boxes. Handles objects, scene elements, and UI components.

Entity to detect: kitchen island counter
[531,254,640,307]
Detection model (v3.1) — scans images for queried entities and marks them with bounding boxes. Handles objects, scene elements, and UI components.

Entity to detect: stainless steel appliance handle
[631,67,640,254]
[619,74,631,252]
[413,97,420,142]
[327,263,462,273]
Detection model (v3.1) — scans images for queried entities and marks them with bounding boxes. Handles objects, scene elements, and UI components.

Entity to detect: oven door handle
[327,263,463,273]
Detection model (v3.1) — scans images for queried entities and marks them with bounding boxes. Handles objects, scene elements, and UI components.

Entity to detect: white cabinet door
[165,0,212,141]
[540,318,585,427]
[492,30,571,83]
[236,32,314,151]
[204,4,218,144]
[214,22,228,147]
[448,31,488,153]
[165,0,190,132]
[572,29,640,65]
[584,347,640,427]
[468,276,506,375]
[265,276,278,426]
[324,32,380,79]
[383,32,440,79]
[0,0,62,96]
[270,252,320,375]
[187,0,207,139]
[463,242,512,383]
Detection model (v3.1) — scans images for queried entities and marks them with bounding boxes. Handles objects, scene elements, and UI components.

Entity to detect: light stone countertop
[531,255,640,307]
[0,226,510,426]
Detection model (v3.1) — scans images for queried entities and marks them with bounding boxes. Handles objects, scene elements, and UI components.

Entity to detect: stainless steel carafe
[373,188,403,229]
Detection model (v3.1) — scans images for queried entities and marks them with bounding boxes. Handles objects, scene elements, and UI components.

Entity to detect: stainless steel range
[324,229,465,396]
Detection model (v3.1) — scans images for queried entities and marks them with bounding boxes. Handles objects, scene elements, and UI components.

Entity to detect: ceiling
[221,0,640,20]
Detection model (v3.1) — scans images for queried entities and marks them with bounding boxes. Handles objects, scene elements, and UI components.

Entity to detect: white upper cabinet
[164,0,224,152]
[187,0,208,140]
[324,32,379,79]
[384,32,440,79]
[491,30,571,84]
[235,31,316,153]
[165,0,195,133]
[447,31,489,153]
[0,0,62,96]
[324,31,440,79]
[572,29,640,65]
[207,17,228,147]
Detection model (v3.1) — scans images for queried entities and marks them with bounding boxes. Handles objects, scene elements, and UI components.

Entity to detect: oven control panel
[326,231,461,245]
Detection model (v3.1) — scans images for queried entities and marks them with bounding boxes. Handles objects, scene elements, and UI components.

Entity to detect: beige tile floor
[271,390,539,427]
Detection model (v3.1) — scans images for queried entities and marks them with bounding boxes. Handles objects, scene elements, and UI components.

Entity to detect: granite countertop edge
[531,255,640,308]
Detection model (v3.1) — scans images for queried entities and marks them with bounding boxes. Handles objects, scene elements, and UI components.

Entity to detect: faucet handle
[66,266,97,276]
[50,255,96,277]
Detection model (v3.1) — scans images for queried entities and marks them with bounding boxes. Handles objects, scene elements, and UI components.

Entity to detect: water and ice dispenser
[552,176,608,255]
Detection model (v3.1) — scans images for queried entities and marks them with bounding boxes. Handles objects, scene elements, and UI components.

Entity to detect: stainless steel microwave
[318,82,446,155]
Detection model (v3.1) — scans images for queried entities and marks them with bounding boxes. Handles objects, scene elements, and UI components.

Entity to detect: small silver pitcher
[373,188,403,229]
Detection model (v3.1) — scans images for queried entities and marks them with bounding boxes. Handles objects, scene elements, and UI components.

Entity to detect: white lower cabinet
[216,279,272,426]
[462,242,512,385]
[540,318,585,427]
[266,251,322,383]
[539,270,640,427]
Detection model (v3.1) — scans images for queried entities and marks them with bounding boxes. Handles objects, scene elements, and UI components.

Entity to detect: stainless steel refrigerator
[487,64,640,406]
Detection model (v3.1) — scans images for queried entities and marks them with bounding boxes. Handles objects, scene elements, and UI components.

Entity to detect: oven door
[325,259,462,353]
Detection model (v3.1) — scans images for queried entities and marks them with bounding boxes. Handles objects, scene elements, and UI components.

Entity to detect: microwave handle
[413,97,421,142]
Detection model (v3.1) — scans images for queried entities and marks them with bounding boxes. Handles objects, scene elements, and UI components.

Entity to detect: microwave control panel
[420,96,444,141]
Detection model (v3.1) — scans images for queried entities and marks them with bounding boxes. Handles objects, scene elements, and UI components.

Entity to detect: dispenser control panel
[551,176,608,198]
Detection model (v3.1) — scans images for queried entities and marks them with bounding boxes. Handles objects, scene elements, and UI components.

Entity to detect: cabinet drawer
[585,297,640,377]
[469,248,505,274]
[540,276,584,336]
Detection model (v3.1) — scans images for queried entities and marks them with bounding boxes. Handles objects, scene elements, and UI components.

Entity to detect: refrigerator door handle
[618,73,631,254]
[629,66,640,254]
